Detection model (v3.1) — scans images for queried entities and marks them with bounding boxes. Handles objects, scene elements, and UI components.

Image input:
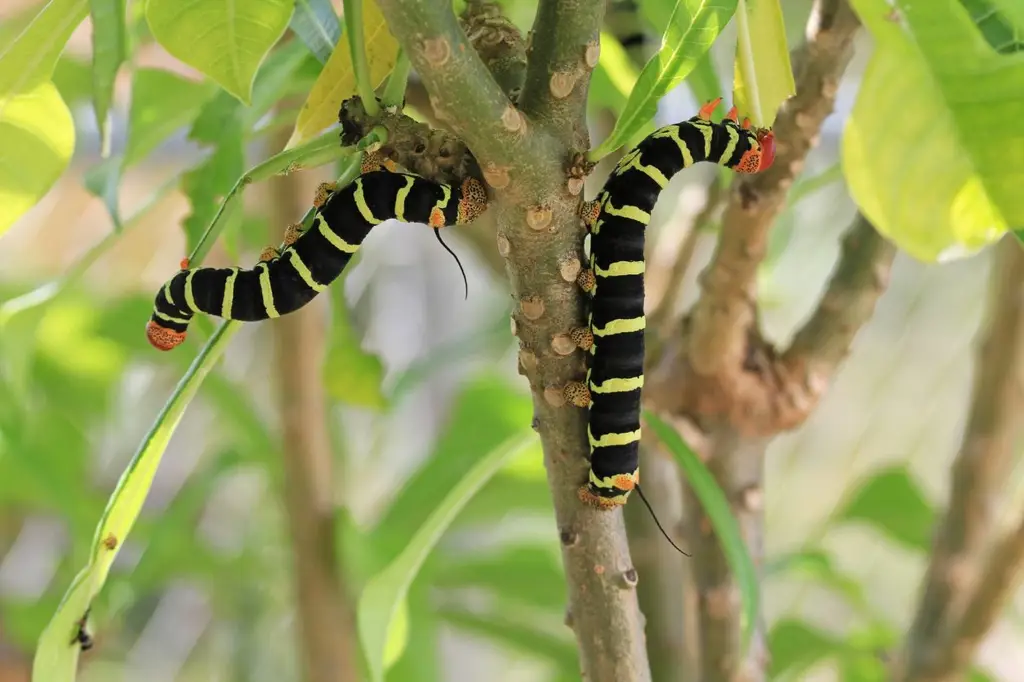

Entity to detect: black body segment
[579,111,766,508]
[146,170,486,350]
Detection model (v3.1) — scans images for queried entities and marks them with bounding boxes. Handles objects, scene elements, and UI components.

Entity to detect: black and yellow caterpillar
[146,167,488,350]
[565,97,777,509]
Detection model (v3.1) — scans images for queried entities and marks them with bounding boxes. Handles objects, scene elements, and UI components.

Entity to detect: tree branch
[781,213,897,400]
[460,0,528,100]
[900,234,1024,682]
[687,0,861,380]
[376,0,552,193]
[518,0,604,145]
[268,129,361,682]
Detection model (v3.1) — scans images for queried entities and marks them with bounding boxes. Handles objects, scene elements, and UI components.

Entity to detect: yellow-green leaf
[589,0,739,161]
[32,323,240,682]
[288,0,398,147]
[0,0,89,96]
[843,0,1024,261]
[145,0,295,104]
[357,433,537,682]
[0,81,75,237]
[732,0,794,127]
[88,0,128,152]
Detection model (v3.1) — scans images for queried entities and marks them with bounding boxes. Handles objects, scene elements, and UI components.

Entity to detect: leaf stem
[187,128,352,267]
[345,0,381,117]
[381,49,411,106]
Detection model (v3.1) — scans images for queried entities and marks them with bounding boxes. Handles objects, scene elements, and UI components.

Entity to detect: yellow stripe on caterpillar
[589,468,639,490]
[590,375,644,394]
[154,311,190,325]
[394,175,416,222]
[184,270,199,313]
[257,262,279,318]
[353,179,382,225]
[718,125,741,166]
[592,317,645,336]
[601,200,651,224]
[317,215,359,253]
[588,429,641,448]
[221,268,238,318]
[595,260,645,277]
[614,148,669,188]
[288,250,327,293]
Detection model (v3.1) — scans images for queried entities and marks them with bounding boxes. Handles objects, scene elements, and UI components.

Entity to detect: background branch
[900,234,1024,681]
[267,127,362,682]
[687,0,861,381]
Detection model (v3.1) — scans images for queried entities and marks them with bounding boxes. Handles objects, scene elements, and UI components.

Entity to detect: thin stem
[188,129,358,268]
[382,50,411,106]
[344,0,381,117]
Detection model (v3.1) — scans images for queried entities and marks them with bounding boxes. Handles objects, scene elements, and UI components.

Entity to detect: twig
[266,125,362,682]
[518,0,605,143]
[459,0,528,99]
[780,213,897,410]
[375,0,551,192]
[900,235,1024,681]
[687,0,861,379]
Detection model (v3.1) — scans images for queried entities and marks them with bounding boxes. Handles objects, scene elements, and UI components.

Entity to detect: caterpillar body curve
[146,170,488,351]
[575,97,776,509]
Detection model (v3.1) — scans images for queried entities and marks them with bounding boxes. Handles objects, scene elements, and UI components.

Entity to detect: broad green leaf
[766,548,868,614]
[371,375,533,562]
[247,39,318,126]
[290,0,341,64]
[843,0,1024,262]
[88,0,127,152]
[146,0,295,104]
[959,0,1023,54]
[434,544,565,612]
[31,322,240,682]
[180,92,246,252]
[768,618,842,678]
[590,0,739,160]
[835,464,935,551]
[0,81,75,237]
[288,0,398,146]
[357,432,537,682]
[0,0,89,97]
[439,606,579,671]
[636,0,722,104]
[324,280,387,410]
[644,410,758,652]
[52,56,93,105]
[83,155,124,231]
[731,0,793,127]
[124,68,216,166]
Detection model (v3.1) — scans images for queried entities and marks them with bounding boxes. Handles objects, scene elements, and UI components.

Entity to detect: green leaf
[835,464,935,551]
[959,0,1024,54]
[438,606,579,671]
[434,544,565,612]
[0,81,75,237]
[371,375,533,562]
[357,432,537,682]
[145,0,295,104]
[644,410,759,652]
[768,618,842,678]
[31,322,240,682]
[290,0,341,64]
[52,56,93,105]
[766,548,869,614]
[0,0,89,97]
[83,155,123,231]
[731,0,794,127]
[635,0,722,104]
[124,68,216,166]
[289,0,399,145]
[180,93,246,253]
[843,0,1024,262]
[88,0,128,152]
[323,281,387,410]
[590,0,740,160]
[1014,228,1024,247]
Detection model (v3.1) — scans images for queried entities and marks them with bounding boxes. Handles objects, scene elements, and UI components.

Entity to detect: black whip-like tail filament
[635,483,691,556]
[434,228,468,300]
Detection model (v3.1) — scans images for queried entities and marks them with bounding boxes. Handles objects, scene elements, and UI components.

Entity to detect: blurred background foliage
[0,0,1021,680]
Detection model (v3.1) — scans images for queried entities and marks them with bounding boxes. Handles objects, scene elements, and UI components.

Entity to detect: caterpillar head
[146,321,186,351]
[736,128,776,174]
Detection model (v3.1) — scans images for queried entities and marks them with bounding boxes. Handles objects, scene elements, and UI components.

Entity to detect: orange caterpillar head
[736,128,776,174]
[146,320,186,351]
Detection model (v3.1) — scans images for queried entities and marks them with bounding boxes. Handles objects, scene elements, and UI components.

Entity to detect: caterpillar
[565,97,776,509]
[145,167,488,351]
